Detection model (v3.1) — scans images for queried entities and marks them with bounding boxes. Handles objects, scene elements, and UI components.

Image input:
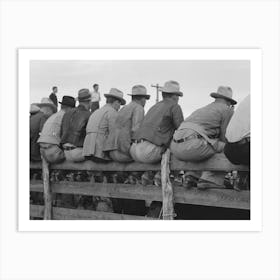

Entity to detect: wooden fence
[30,150,250,220]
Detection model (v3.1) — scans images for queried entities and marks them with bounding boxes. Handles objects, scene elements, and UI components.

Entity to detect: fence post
[42,156,52,219]
[161,149,175,220]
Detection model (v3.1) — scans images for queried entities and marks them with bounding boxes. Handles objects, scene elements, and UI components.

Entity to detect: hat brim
[35,103,57,111]
[159,87,183,97]
[104,94,126,105]
[127,94,150,100]
[210,93,237,105]
[59,101,76,107]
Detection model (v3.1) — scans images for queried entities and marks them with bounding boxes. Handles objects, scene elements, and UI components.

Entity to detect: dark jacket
[133,99,184,147]
[49,93,58,107]
[30,111,49,161]
[61,105,91,147]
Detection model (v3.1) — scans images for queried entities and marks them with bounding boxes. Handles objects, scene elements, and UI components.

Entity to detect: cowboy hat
[104,88,126,105]
[59,96,76,107]
[128,85,150,99]
[210,86,237,105]
[35,97,57,112]
[159,80,183,96]
[30,104,41,114]
[77,88,92,102]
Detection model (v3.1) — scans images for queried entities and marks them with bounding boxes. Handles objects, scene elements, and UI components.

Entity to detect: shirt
[226,95,250,143]
[37,110,65,145]
[133,99,184,147]
[91,90,101,103]
[49,93,58,107]
[104,101,145,154]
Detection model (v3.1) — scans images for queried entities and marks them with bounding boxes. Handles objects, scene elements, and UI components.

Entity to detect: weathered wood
[30,181,250,210]
[41,156,52,220]
[161,149,174,219]
[30,205,154,220]
[30,153,249,172]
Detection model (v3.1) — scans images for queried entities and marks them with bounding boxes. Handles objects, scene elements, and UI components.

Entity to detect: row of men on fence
[30,80,250,189]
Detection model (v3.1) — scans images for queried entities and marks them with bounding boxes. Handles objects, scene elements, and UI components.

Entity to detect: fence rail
[30,151,250,220]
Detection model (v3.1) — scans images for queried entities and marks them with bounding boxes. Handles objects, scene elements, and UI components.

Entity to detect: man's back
[61,105,91,147]
[133,99,184,147]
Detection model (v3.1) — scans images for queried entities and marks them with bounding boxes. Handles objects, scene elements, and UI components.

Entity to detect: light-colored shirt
[226,95,250,143]
[90,90,101,102]
[37,110,65,145]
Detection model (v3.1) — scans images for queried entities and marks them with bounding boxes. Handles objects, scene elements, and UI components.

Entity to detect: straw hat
[159,80,183,96]
[210,86,237,105]
[128,85,150,99]
[35,98,57,112]
[104,88,126,105]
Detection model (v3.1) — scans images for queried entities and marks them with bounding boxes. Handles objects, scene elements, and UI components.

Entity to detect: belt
[132,139,146,144]
[173,133,202,144]
[234,137,250,145]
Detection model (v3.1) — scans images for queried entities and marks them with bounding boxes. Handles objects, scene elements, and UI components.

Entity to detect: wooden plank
[30,181,250,210]
[30,205,153,220]
[30,153,249,172]
[161,149,174,220]
[42,156,52,220]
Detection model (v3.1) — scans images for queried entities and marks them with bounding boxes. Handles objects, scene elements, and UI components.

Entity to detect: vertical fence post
[161,149,174,220]
[42,156,52,219]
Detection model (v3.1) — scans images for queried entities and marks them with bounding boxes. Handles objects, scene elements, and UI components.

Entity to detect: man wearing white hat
[130,80,184,164]
[104,85,150,162]
[30,98,57,161]
[170,86,236,189]
[83,88,126,162]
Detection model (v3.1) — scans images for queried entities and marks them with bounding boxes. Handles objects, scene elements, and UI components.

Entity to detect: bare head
[93,84,99,92]
[52,86,58,94]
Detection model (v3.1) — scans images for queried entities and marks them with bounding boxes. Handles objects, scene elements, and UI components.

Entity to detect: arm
[172,105,184,129]
[220,107,234,142]
[131,106,144,133]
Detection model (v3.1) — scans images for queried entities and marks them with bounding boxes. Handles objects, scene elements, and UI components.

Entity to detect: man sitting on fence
[37,96,76,163]
[30,98,57,161]
[224,94,250,166]
[83,88,126,162]
[170,86,236,189]
[104,85,150,162]
[60,89,91,162]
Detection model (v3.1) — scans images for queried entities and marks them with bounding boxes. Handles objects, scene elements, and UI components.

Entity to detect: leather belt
[173,133,202,144]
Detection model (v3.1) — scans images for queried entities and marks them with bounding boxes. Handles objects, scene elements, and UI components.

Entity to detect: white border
[18,49,262,232]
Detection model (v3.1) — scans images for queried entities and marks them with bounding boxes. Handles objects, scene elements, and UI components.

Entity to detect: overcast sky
[30,60,250,117]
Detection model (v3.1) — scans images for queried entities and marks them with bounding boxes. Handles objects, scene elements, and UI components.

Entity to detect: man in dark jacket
[60,89,91,162]
[49,86,58,107]
[130,80,184,164]
[30,98,57,161]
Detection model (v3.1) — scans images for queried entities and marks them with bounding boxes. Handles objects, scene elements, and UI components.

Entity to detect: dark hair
[132,95,145,101]
[162,92,173,99]
[93,84,99,88]
[106,96,119,104]
[52,86,57,91]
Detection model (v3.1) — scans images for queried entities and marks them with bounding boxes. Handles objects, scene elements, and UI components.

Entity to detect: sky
[30,60,250,117]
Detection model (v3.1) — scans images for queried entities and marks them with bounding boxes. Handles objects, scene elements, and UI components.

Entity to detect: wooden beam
[30,181,250,210]
[161,149,174,220]
[41,156,52,220]
[30,205,154,220]
[30,153,249,172]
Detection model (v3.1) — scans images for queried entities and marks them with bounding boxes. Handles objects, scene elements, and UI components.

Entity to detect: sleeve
[39,115,48,132]
[131,106,144,133]
[172,104,184,129]
[220,107,234,142]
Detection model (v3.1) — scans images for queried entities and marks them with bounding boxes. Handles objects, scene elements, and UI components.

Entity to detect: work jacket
[133,99,184,148]
[60,105,91,147]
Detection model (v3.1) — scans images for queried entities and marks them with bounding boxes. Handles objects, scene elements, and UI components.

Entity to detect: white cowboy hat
[159,80,183,96]
[35,97,57,112]
[104,88,126,105]
[128,85,150,99]
[210,86,237,105]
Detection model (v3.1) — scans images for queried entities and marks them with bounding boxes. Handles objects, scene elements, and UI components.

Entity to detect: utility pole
[151,83,160,103]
